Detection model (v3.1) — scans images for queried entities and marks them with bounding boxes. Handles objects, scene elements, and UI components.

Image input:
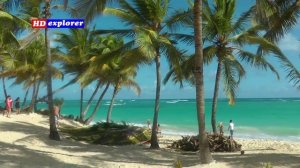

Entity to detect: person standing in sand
[218,122,224,135]
[228,120,234,139]
[5,96,13,118]
[15,97,20,114]
[156,124,161,135]
[146,120,151,129]
[53,105,60,127]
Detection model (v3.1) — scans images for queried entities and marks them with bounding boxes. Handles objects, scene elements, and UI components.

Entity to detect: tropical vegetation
[164,0,299,135]
[94,0,186,149]
[0,0,299,165]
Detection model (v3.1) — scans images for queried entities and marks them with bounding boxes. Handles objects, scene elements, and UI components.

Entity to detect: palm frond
[104,7,150,27]
[169,33,194,45]
[165,9,193,32]
[222,60,239,105]
[122,79,141,96]
[231,6,254,35]
[237,49,280,80]
[224,55,246,83]
[93,29,135,38]
[74,0,113,24]
[263,2,300,42]
[203,45,218,64]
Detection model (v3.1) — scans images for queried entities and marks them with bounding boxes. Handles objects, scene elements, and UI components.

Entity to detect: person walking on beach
[15,97,20,114]
[228,120,234,139]
[5,95,13,118]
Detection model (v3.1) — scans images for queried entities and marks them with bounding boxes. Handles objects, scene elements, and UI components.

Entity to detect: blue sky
[5,0,300,100]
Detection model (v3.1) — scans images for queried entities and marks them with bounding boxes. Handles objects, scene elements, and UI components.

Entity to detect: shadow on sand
[0,119,299,168]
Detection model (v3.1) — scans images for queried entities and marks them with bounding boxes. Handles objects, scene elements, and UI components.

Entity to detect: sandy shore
[0,113,299,168]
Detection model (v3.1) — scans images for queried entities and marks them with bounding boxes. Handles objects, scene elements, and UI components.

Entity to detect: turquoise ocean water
[37,98,300,141]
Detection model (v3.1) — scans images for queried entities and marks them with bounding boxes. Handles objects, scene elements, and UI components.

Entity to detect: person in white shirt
[228,120,234,139]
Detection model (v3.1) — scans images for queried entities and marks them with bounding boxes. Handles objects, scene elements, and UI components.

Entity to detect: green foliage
[0,36,63,89]
[61,122,151,145]
[174,158,182,168]
[263,162,273,168]
[53,98,64,107]
[251,0,300,89]
[128,129,151,144]
[164,0,300,105]
[91,121,129,130]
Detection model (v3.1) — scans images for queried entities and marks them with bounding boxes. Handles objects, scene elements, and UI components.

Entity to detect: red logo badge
[31,19,47,28]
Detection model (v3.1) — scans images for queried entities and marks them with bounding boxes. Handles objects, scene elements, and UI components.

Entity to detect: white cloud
[278,33,300,52]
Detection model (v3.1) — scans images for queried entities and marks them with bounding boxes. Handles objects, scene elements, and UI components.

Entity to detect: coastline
[160,134,300,152]
[124,122,300,142]
[52,98,300,142]
[161,131,300,142]
[0,113,299,168]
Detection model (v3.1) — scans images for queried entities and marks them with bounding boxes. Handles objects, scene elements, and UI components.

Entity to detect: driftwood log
[171,134,242,152]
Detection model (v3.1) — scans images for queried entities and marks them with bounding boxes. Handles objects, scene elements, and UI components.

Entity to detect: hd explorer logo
[31,19,84,28]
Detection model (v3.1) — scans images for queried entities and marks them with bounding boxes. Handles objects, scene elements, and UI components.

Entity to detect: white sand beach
[0,113,299,168]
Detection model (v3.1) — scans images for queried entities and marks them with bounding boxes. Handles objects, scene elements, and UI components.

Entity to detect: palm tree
[77,35,137,125]
[0,3,29,100]
[55,28,100,122]
[34,0,117,107]
[6,0,63,140]
[0,37,63,112]
[21,88,29,109]
[21,38,46,112]
[71,0,115,24]
[95,0,184,149]
[105,58,141,123]
[43,0,60,140]
[165,0,297,135]
[2,0,70,140]
[193,0,213,163]
[200,0,281,134]
[253,0,300,42]
[56,31,130,124]
[252,0,300,88]
[3,0,117,123]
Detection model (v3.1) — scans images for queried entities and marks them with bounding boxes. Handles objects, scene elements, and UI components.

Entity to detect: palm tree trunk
[79,88,84,122]
[84,83,110,125]
[45,1,60,140]
[150,49,161,149]
[194,0,213,164]
[83,81,101,117]
[22,88,29,109]
[106,85,118,123]
[211,61,222,134]
[34,80,41,112]
[29,82,37,112]
[2,77,7,98]
[1,67,7,99]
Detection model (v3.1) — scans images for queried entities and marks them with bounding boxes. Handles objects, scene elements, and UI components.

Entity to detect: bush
[171,134,242,152]
[53,98,64,107]
[174,159,182,168]
[61,122,151,145]
[263,163,272,168]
